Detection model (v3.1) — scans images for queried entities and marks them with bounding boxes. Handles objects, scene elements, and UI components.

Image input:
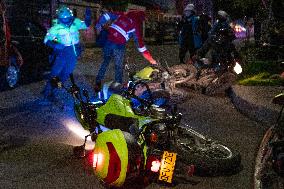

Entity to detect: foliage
[213,0,262,19]
[237,23,283,86]
[238,72,284,86]
[237,59,284,86]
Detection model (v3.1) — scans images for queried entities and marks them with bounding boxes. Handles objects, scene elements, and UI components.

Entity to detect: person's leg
[189,47,197,60]
[113,45,126,83]
[179,44,188,64]
[42,51,66,98]
[95,44,112,85]
[59,47,77,83]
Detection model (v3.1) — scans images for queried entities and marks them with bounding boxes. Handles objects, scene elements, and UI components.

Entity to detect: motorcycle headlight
[93,153,104,169]
[233,62,242,74]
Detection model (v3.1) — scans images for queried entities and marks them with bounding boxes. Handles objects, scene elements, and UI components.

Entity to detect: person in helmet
[208,10,231,38]
[177,4,202,64]
[41,6,91,103]
[195,25,238,73]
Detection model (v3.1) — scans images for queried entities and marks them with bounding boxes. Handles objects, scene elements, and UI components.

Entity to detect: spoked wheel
[0,56,20,90]
[6,61,19,88]
[175,127,241,176]
[254,127,284,189]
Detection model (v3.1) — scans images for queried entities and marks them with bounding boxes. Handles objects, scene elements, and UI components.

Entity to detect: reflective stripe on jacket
[44,18,87,46]
[108,14,147,53]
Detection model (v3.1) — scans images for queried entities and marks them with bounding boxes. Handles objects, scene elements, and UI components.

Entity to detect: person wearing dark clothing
[193,26,240,96]
[177,4,202,64]
[208,10,231,38]
[196,26,238,73]
[199,12,212,44]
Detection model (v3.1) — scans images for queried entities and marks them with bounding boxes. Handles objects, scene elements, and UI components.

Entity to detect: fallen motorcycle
[52,74,241,187]
[183,58,242,96]
[254,93,284,189]
[127,57,242,101]
[128,64,196,103]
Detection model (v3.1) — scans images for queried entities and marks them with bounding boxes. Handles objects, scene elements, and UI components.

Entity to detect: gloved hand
[142,51,157,65]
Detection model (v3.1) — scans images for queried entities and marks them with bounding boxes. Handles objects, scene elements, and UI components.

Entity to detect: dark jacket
[178,15,202,49]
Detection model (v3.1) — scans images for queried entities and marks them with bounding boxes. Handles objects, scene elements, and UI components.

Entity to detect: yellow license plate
[158,151,177,183]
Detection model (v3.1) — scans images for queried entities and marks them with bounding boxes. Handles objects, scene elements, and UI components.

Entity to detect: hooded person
[177,4,202,64]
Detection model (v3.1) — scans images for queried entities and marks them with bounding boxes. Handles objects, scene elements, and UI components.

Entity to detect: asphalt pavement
[0,46,283,189]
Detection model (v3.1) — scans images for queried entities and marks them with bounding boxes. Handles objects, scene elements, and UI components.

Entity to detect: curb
[229,85,279,124]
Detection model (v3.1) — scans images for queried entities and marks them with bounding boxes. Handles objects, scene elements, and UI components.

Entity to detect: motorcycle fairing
[96,94,140,125]
[93,129,128,187]
[134,66,159,80]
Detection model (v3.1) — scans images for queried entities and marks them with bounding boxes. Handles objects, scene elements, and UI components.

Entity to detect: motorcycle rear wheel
[175,127,241,176]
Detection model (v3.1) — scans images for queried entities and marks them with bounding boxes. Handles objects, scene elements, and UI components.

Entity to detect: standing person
[245,18,255,43]
[177,4,202,64]
[95,10,157,90]
[209,10,231,38]
[41,6,91,103]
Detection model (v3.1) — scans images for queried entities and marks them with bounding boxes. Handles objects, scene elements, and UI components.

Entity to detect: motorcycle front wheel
[175,126,242,176]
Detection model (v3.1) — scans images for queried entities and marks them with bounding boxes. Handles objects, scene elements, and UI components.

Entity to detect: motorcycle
[54,74,241,187]
[127,55,242,101]
[128,63,197,104]
[254,93,284,189]
[183,57,242,96]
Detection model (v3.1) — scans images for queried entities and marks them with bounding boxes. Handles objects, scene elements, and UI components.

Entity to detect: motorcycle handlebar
[128,80,154,106]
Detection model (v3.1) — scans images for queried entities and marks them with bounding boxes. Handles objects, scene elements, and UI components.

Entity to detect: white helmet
[217,10,228,19]
[184,4,195,12]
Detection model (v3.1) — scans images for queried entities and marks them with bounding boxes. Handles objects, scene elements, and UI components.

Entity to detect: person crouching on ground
[41,6,91,104]
[94,10,157,91]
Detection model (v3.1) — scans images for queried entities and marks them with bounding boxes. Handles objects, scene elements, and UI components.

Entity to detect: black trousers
[179,44,196,64]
